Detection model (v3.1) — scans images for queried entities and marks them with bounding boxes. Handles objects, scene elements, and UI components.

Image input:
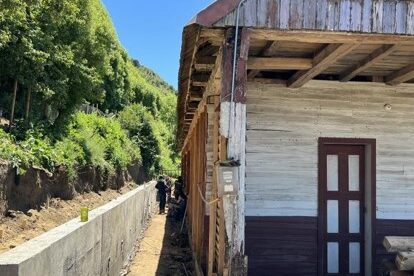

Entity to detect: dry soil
[0,184,135,253]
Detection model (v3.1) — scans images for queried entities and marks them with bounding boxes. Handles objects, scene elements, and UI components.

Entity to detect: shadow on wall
[155,199,194,276]
[0,161,147,214]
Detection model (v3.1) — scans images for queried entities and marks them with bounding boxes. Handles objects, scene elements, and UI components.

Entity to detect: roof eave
[186,0,241,27]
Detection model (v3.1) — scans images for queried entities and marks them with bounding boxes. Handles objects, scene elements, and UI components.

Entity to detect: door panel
[320,145,365,275]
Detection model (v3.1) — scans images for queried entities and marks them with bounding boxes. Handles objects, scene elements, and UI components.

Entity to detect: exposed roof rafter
[386,64,414,86]
[340,44,399,82]
[288,43,359,88]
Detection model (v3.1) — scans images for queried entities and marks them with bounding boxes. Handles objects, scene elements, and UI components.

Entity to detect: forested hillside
[0,0,178,177]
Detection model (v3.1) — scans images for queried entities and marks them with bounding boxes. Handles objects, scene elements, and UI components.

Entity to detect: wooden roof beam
[247,41,281,79]
[340,45,399,82]
[194,56,216,72]
[288,43,358,88]
[192,81,207,87]
[386,64,414,85]
[261,41,282,57]
[248,57,313,70]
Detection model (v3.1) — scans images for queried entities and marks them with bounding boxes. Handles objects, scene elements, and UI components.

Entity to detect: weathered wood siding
[245,216,318,275]
[246,80,414,219]
[215,0,414,35]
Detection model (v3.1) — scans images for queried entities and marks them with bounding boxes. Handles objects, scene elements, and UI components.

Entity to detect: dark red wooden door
[319,145,365,275]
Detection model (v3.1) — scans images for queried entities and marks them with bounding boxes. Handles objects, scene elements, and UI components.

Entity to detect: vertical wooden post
[10,80,18,124]
[219,27,251,276]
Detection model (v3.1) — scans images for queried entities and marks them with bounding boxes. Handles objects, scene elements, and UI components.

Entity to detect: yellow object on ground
[80,207,88,222]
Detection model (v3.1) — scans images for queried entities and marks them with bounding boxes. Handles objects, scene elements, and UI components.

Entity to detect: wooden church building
[177,0,414,275]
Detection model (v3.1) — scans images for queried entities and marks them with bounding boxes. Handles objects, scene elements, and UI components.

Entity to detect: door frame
[318,138,376,275]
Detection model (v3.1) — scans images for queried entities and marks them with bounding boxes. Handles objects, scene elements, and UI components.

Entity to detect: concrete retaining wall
[0,182,157,276]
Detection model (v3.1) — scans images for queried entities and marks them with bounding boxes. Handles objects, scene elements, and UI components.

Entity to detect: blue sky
[101,0,215,89]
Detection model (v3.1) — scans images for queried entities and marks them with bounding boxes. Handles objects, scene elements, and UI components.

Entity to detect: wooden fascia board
[386,64,414,85]
[251,29,414,45]
[340,44,399,82]
[288,43,358,88]
[190,0,242,27]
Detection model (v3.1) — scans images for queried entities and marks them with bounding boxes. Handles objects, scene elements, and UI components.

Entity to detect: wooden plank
[382,0,396,34]
[361,0,373,32]
[395,0,407,34]
[244,0,257,26]
[383,236,414,253]
[235,28,251,103]
[407,1,414,35]
[350,0,363,31]
[248,57,313,70]
[327,0,340,31]
[339,0,351,31]
[257,0,269,27]
[192,81,207,87]
[268,0,279,28]
[262,41,281,56]
[396,251,414,271]
[194,63,215,72]
[386,64,414,85]
[288,43,358,88]
[315,0,327,30]
[289,0,303,29]
[339,44,399,82]
[279,0,290,28]
[247,41,282,79]
[194,56,216,72]
[302,0,316,29]
[250,29,414,44]
[372,0,384,33]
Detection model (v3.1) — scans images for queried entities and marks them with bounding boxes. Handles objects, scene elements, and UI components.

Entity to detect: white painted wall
[246,80,414,219]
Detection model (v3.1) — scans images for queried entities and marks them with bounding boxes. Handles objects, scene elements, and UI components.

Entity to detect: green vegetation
[0,0,178,178]
[0,113,141,180]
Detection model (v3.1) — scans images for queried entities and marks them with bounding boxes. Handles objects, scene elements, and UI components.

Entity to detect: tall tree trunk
[10,80,18,124]
[25,85,32,120]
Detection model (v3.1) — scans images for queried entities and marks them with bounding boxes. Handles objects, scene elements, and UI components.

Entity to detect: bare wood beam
[248,57,313,70]
[192,81,207,87]
[247,70,261,79]
[200,28,225,41]
[288,43,358,88]
[262,41,281,57]
[247,41,281,79]
[340,45,399,82]
[194,63,214,72]
[386,64,414,85]
[194,56,216,72]
[251,29,414,45]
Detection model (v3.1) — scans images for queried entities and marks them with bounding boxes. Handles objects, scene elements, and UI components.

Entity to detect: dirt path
[128,209,194,276]
[0,184,135,253]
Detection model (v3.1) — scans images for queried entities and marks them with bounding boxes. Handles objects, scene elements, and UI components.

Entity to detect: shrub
[0,112,142,179]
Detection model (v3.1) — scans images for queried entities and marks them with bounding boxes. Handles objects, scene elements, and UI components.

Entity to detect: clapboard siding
[214,0,414,35]
[246,80,414,218]
[245,216,318,275]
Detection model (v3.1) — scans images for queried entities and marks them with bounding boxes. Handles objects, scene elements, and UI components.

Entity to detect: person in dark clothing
[155,176,168,214]
[174,176,187,201]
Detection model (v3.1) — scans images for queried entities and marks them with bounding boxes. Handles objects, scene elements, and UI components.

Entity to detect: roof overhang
[177,0,414,149]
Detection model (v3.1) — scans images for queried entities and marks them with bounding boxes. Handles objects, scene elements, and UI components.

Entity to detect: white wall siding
[246,80,414,219]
